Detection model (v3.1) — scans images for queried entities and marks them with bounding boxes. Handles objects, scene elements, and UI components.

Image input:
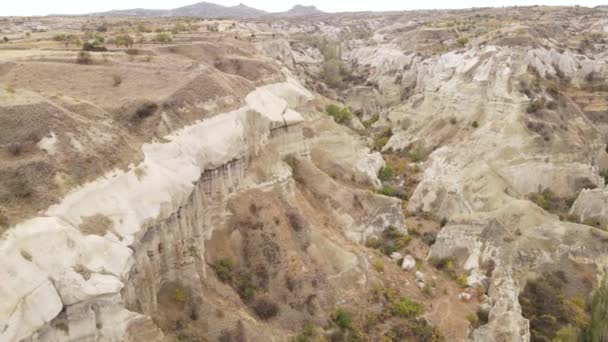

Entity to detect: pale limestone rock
[37,132,58,155]
[459,292,472,301]
[401,255,416,271]
[569,188,608,227]
[354,151,385,189]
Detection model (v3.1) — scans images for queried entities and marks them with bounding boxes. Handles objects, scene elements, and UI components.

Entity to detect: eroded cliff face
[0,43,405,340]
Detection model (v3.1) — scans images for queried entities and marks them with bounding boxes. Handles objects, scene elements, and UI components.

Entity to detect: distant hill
[274,5,325,17]
[89,2,268,18]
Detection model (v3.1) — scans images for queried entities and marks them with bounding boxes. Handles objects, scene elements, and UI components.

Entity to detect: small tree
[2,37,8,43]
[115,35,134,48]
[153,32,172,44]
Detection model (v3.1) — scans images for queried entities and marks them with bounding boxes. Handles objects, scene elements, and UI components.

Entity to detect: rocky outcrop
[570,188,608,227]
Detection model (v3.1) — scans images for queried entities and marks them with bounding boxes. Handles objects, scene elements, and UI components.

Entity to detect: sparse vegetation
[374,128,393,150]
[372,258,384,272]
[366,226,411,256]
[528,188,578,217]
[430,257,469,287]
[409,144,428,163]
[519,271,589,342]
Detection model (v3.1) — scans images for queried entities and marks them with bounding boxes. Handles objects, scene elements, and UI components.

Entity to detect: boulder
[401,255,416,271]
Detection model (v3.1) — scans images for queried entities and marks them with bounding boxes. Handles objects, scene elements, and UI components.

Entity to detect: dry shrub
[7,143,23,156]
[76,51,92,65]
[253,297,279,320]
[134,102,158,120]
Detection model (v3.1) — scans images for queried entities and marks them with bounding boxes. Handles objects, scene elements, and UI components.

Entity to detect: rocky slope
[1,5,608,342]
[268,5,608,341]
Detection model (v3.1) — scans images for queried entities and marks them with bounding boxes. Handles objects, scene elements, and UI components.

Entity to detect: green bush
[378,166,394,181]
[586,277,608,342]
[377,185,396,197]
[326,104,352,124]
[332,308,353,330]
[457,36,469,47]
[211,258,234,282]
[391,296,424,318]
[76,51,92,65]
[293,321,315,342]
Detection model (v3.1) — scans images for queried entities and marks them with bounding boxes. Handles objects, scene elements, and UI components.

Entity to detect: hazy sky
[4,0,606,16]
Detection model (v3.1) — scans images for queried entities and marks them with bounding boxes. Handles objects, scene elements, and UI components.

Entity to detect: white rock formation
[401,255,416,271]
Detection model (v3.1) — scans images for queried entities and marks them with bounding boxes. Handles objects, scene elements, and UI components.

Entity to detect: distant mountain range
[87,2,325,18]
